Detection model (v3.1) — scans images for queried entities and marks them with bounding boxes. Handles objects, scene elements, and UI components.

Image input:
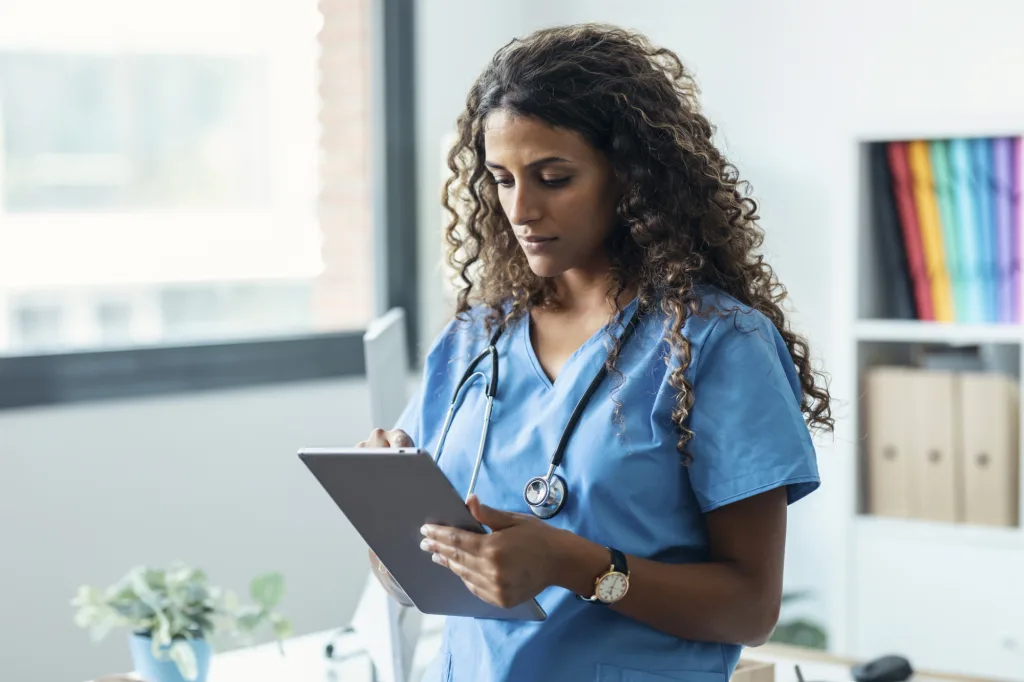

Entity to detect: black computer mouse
[851,654,914,682]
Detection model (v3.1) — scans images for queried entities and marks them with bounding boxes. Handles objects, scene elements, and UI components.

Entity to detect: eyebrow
[484,156,572,171]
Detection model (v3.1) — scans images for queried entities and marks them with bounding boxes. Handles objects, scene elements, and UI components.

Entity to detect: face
[482,110,620,279]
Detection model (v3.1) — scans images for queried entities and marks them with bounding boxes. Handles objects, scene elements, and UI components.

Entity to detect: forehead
[482,110,592,164]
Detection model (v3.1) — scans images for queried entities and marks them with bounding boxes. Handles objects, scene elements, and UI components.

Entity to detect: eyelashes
[488,177,572,189]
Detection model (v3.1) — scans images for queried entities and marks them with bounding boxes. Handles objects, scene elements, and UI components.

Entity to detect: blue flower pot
[128,632,211,682]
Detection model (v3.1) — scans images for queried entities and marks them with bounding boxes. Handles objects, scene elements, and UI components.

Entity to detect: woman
[358,23,832,682]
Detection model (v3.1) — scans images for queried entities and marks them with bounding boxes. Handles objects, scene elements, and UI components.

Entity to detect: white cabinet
[851,518,1024,680]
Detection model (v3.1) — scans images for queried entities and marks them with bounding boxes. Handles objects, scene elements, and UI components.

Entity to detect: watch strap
[608,547,628,575]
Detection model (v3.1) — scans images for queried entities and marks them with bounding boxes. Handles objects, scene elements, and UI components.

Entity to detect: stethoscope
[432,306,643,520]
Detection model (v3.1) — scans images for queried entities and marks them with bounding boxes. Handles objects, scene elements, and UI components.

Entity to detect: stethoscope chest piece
[523,473,567,519]
[435,305,642,522]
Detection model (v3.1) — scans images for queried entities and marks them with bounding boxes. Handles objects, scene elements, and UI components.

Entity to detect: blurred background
[2,1,1023,681]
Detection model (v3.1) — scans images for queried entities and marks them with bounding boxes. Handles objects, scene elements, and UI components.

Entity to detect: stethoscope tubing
[432,306,642,518]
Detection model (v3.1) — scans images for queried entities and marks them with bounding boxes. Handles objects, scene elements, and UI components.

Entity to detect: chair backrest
[363,307,410,431]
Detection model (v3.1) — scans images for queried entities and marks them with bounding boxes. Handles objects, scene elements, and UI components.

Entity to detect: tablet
[298,447,547,622]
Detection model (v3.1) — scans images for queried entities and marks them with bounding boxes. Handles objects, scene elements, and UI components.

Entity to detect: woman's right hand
[358,428,415,607]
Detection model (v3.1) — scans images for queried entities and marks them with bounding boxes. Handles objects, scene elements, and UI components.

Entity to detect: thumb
[466,494,522,531]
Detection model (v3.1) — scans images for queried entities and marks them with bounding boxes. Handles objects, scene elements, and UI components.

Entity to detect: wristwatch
[578,547,630,605]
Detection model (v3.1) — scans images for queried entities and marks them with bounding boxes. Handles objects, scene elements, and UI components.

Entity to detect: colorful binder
[993,138,1015,323]
[1013,137,1022,323]
[873,135,1023,324]
[870,142,916,319]
[887,141,934,321]
[929,140,966,321]
[970,138,998,322]
[907,140,955,321]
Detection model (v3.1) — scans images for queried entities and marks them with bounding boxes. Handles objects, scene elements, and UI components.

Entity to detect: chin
[524,256,568,279]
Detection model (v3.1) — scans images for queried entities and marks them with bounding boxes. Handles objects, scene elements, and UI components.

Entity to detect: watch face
[596,572,628,603]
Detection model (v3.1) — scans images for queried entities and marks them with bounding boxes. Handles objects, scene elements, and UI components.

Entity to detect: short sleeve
[392,389,424,446]
[685,310,820,513]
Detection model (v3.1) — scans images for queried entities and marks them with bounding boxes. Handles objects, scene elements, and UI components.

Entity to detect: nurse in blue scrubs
[358,22,833,682]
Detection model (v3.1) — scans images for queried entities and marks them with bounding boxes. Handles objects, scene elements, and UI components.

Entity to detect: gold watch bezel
[593,563,630,603]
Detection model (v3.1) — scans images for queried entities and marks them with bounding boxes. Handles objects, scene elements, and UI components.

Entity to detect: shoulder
[686,286,802,401]
[420,303,507,365]
[639,286,784,363]
[636,285,799,394]
[692,287,789,362]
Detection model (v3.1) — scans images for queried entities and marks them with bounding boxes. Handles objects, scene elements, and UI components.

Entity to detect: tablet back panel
[298,448,546,621]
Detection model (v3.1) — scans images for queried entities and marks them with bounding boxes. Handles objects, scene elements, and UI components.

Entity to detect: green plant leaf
[781,589,813,604]
[169,640,199,682]
[71,564,290,660]
[771,619,828,650]
[249,573,285,610]
[235,605,265,633]
[270,613,293,640]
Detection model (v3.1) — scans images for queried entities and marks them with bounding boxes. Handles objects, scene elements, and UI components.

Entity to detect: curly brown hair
[441,23,833,458]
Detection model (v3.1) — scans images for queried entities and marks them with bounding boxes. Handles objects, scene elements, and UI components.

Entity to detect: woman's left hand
[420,494,564,609]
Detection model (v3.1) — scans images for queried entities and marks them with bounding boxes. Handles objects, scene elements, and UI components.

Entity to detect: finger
[425,535,491,576]
[361,428,389,447]
[386,429,414,447]
[421,522,485,551]
[466,494,523,531]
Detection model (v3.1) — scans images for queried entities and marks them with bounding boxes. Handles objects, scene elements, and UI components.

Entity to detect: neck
[549,265,634,316]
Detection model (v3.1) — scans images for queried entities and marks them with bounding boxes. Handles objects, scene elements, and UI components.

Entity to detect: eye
[489,175,513,188]
[541,176,570,188]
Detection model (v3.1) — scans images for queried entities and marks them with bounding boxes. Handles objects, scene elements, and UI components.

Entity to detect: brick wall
[313,0,374,331]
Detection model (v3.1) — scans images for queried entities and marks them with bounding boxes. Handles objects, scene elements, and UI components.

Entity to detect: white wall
[1,379,372,682]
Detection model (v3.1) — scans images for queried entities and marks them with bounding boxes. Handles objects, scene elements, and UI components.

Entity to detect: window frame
[0,0,418,410]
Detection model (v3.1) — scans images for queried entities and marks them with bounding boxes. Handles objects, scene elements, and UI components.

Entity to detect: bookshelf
[853,319,1024,345]
[842,129,1024,680]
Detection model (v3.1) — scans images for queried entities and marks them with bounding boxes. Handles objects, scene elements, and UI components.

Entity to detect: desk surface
[91,629,1008,682]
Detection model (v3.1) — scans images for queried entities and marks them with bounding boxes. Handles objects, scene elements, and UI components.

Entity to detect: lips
[520,235,556,243]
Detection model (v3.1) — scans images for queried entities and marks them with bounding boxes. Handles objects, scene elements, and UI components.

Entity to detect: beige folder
[958,372,1020,528]
[865,367,915,518]
[906,369,962,522]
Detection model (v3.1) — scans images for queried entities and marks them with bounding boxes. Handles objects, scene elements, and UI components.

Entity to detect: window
[0,0,418,408]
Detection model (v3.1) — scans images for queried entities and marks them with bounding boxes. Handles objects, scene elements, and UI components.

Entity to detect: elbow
[737,592,781,648]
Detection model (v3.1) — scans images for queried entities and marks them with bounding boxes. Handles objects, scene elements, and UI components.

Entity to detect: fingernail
[420,539,431,551]
[432,554,445,566]
[420,525,432,536]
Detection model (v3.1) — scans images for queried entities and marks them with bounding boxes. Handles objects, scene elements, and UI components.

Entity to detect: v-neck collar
[520,297,641,390]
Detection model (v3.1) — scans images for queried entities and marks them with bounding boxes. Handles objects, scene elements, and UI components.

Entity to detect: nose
[505,185,541,226]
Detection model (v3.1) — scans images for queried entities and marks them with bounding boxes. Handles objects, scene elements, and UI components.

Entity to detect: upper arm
[682,309,819,596]
[705,486,787,602]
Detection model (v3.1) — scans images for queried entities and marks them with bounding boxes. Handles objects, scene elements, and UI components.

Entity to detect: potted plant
[72,562,293,682]
[770,590,828,650]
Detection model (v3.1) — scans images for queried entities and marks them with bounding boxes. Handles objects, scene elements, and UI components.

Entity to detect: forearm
[551,531,780,646]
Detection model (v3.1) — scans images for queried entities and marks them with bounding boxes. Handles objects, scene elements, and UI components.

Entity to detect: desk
[92,630,1009,682]
[745,644,1009,682]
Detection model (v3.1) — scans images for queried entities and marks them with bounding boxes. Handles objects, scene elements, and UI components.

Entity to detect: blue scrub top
[395,286,820,682]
